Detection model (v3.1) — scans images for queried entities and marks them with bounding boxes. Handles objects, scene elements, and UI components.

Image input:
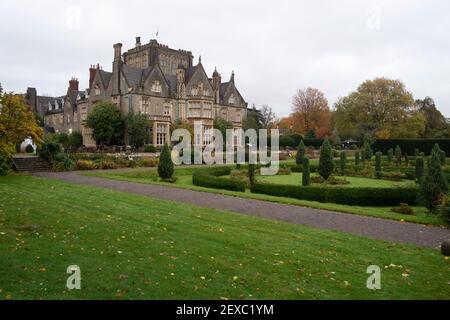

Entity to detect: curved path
[34,171,450,249]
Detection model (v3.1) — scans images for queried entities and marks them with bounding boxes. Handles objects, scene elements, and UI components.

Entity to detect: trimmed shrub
[302,157,310,186]
[375,152,382,179]
[158,144,174,179]
[391,203,414,215]
[296,140,305,165]
[193,166,246,192]
[363,141,373,161]
[420,144,449,212]
[395,145,402,166]
[25,144,34,153]
[251,183,418,206]
[144,144,157,153]
[75,160,97,170]
[340,151,347,176]
[318,139,334,180]
[415,157,424,184]
[373,139,450,157]
[277,164,291,175]
[387,148,394,163]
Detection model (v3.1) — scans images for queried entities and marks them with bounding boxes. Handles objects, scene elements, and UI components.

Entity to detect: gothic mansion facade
[37,38,248,147]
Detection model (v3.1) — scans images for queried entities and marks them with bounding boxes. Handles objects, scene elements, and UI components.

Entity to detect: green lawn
[0,175,448,299]
[86,167,441,226]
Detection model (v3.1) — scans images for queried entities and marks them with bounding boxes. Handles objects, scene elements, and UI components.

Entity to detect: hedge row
[278,135,325,148]
[250,182,418,206]
[192,166,246,192]
[373,139,450,156]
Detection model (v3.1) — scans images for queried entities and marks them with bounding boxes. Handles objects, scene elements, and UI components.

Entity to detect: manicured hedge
[288,163,318,173]
[277,136,325,148]
[251,182,418,206]
[192,166,246,192]
[373,139,450,156]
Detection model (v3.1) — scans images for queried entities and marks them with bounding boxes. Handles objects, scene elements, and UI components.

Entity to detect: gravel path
[34,171,450,249]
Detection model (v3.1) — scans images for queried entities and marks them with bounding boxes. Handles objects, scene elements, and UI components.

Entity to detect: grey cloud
[0,0,449,117]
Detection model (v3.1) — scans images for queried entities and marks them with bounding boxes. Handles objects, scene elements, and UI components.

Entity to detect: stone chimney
[113,43,122,61]
[89,65,97,88]
[136,36,141,47]
[69,78,79,91]
[230,70,235,84]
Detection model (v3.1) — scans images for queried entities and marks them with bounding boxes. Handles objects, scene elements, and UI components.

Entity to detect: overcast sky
[1,0,449,117]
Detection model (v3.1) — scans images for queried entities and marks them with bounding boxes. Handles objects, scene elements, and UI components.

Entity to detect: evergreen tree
[363,141,373,161]
[318,139,334,180]
[415,156,424,185]
[340,151,347,176]
[375,152,382,179]
[404,154,409,167]
[420,144,448,212]
[302,157,310,186]
[387,148,394,163]
[395,145,402,166]
[295,140,305,165]
[158,144,174,180]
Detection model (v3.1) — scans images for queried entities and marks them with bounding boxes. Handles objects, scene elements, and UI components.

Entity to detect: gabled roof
[122,64,144,88]
[97,70,112,89]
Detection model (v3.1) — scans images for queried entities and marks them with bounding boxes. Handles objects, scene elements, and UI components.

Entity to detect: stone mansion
[25,38,248,147]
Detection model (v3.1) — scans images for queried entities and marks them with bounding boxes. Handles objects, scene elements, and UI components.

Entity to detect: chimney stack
[136,36,141,47]
[89,65,97,88]
[230,70,235,84]
[113,43,122,61]
[69,78,79,91]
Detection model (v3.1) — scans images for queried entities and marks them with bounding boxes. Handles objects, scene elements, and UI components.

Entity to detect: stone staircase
[13,156,51,173]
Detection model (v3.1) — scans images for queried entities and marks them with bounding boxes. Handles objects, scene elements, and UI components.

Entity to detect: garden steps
[13,156,50,172]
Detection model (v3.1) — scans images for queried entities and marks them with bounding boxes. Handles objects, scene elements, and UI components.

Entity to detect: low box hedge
[192,166,246,192]
[251,182,418,206]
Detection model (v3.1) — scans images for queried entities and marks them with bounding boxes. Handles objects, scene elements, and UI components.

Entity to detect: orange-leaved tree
[291,88,331,138]
[0,93,43,158]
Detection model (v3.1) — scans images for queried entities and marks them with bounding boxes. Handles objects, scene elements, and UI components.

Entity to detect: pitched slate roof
[97,70,112,89]
[121,64,144,88]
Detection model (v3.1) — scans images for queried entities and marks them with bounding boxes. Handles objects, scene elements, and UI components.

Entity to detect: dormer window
[94,85,100,96]
[191,86,198,96]
[151,80,162,93]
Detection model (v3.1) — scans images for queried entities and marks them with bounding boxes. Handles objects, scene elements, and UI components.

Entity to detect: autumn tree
[0,94,43,158]
[333,78,417,139]
[292,88,331,138]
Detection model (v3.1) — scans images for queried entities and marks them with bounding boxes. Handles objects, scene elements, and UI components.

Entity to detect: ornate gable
[185,63,214,99]
[142,65,170,97]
